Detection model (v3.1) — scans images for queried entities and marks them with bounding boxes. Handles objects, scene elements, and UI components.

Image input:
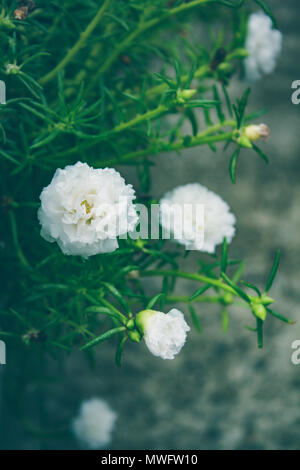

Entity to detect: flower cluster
[245,12,282,81]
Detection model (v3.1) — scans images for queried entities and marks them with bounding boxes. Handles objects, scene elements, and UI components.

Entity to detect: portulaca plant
[1,0,291,391]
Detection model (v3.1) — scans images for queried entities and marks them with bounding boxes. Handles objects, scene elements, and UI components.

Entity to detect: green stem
[166,295,222,303]
[51,117,235,164]
[141,269,238,296]
[39,0,111,85]
[87,0,213,90]
[51,103,171,160]
[110,104,169,134]
[98,128,235,167]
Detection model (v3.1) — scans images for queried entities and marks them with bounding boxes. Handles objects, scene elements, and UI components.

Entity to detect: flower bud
[177,88,196,103]
[135,309,156,333]
[222,293,233,305]
[226,48,249,60]
[251,301,267,321]
[127,329,142,343]
[136,308,190,360]
[216,62,233,73]
[237,135,253,149]
[244,124,270,141]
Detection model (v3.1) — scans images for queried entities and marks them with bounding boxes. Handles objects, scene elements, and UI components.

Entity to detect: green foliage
[0,0,290,371]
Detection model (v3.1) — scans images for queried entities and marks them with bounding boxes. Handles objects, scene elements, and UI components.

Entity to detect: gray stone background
[1,0,300,450]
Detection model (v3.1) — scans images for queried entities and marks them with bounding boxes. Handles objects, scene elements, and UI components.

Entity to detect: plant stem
[140,269,239,296]
[87,0,213,90]
[39,0,111,85]
[166,295,222,303]
[98,128,235,167]
[51,118,235,164]
[51,103,171,160]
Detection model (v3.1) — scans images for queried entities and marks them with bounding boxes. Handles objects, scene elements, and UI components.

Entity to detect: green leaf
[184,99,219,109]
[252,143,269,164]
[265,249,280,292]
[220,237,228,273]
[80,327,125,351]
[190,284,211,301]
[221,272,251,302]
[146,293,165,310]
[0,149,20,166]
[188,304,201,334]
[85,306,122,321]
[240,280,261,297]
[245,108,268,122]
[173,58,181,88]
[233,88,251,128]
[222,84,233,117]
[102,282,131,314]
[213,85,225,122]
[244,325,257,333]
[229,148,240,184]
[232,261,246,283]
[267,308,295,325]
[253,0,278,28]
[115,336,127,367]
[185,108,198,136]
[153,72,174,88]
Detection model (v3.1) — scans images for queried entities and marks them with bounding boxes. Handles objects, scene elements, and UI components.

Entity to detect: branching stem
[40,0,112,85]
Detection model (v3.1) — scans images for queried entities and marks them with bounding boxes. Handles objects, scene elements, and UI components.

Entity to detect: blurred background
[1,0,300,450]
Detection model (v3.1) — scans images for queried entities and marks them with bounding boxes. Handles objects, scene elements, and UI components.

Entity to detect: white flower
[244,12,282,81]
[38,162,138,257]
[136,308,190,360]
[159,183,236,253]
[72,398,117,449]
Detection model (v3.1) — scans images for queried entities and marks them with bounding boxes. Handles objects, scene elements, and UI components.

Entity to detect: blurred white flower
[160,183,236,253]
[244,12,282,81]
[72,398,117,449]
[136,308,190,360]
[38,162,138,257]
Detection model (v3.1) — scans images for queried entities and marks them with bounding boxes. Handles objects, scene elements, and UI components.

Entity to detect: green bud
[217,62,233,73]
[251,302,267,321]
[222,293,233,305]
[177,88,196,103]
[127,329,142,343]
[135,238,146,249]
[135,309,156,334]
[237,135,253,149]
[227,48,249,60]
[126,318,135,330]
